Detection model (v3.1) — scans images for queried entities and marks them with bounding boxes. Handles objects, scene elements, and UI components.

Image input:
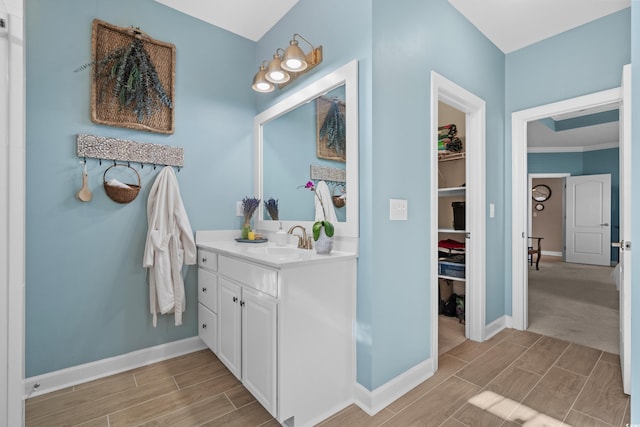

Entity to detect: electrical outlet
[236,201,243,216]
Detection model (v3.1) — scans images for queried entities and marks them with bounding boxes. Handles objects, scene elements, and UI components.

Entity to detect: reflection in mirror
[254,60,358,238]
[263,85,346,222]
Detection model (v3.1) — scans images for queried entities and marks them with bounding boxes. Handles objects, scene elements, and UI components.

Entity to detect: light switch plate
[236,201,243,216]
[489,203,495,218]
[390,199,408,221]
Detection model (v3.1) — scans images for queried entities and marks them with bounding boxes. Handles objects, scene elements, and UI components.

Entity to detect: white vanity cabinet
[196,242,356,427]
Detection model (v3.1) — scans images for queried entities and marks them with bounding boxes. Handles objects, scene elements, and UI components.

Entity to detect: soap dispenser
[275,222,287,246]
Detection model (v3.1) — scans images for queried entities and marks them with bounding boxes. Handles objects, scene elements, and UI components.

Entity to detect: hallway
[528,257,618,354]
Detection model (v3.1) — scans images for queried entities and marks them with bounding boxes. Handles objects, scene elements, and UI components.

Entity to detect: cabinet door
[218,278,242,379]
[242,286,277,416]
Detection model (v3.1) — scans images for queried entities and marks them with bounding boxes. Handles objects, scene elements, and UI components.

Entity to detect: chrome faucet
[287,225,313,249]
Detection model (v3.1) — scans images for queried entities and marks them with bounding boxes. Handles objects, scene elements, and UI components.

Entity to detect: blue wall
[505,9,630,316]
[25,0,256,376]
[367,0,505,389]
[528,148,620,262]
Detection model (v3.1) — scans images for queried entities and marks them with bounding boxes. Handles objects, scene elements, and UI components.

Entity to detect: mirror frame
[254,59,359,238]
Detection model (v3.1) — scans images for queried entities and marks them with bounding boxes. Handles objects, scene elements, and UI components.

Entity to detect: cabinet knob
[202,287,207,292]
[232,296,238,303]
[201,257,207,263]
[240,300,245,307]
[202,323,207,329]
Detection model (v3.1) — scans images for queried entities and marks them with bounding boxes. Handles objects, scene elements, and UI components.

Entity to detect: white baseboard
[353,357,434,416]
[485,315,511,340]
[24,337,207,398]
[541,250,562,257]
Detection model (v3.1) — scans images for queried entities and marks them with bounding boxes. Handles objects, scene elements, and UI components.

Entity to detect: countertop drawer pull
[233,296,238,303]
[201,257,207,263]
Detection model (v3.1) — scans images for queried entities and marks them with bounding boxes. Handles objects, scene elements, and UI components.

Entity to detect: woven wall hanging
[316,95,346,162]
[88,19,175,134]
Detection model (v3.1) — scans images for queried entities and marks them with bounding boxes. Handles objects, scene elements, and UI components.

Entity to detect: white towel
[107,178,131,189]
[315,180,338,222]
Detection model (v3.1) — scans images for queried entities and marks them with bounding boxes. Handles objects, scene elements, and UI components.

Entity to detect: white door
[242,287,277,416]
[217,278,242,379]
[565,174,611,266]
[617,64,631,394]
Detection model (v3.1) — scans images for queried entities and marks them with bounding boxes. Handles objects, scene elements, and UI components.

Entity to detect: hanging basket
[103,164,141,203]
[332,183,346,208]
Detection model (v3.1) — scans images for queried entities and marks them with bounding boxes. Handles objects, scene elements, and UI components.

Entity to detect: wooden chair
[528,237,543,270]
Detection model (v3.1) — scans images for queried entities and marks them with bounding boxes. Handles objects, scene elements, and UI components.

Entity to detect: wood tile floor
[26,329,630,427]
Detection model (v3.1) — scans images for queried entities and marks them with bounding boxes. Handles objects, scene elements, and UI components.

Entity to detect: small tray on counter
[235,238,268,243]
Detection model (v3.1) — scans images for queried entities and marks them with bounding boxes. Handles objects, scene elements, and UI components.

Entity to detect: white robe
[314,180,338,222]
[143,166,196,327]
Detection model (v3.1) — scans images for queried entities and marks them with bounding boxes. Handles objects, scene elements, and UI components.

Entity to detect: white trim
[512,87,622,331]
[24,337,206,398]
[484,315,510,340]
[353,357,434,416]
[527,141,619,153]
[430,71,486,367]
[541,250,563,257]
[2,7,24,427]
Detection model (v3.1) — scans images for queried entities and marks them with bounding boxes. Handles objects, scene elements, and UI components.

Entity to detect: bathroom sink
[246,246,305,260]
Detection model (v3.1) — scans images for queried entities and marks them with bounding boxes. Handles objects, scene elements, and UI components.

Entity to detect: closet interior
[437,101,467,354]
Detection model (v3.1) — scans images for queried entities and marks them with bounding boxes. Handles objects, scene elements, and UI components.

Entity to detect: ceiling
[154,0,629,51]
[153,0,299,42]
[154,0,629,152]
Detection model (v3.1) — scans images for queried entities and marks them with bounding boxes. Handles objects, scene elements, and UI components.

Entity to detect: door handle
[600,223,609,226]
[613,241,631,250]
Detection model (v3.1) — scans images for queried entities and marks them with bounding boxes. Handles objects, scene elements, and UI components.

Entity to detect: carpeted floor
[527,257,619,354]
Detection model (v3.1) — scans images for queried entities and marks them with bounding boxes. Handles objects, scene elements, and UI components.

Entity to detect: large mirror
[254,60,359,237]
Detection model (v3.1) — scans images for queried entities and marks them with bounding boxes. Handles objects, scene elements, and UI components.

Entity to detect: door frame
[511,88,621,330]
[1,4,25,426]
[430,71,486,368]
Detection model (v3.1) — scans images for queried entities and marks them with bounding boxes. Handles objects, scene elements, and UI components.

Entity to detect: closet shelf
[438,152,465,162]
[438,228,467,234]
[438,187,466,197]
[438,275,466,282]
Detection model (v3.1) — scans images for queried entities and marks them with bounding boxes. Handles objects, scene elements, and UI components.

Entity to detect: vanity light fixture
[265,49,290,84]
[251,61,275,93]
[251,33,323,92]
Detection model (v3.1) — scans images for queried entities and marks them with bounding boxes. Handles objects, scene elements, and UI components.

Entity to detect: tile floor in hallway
[26,328,630,426]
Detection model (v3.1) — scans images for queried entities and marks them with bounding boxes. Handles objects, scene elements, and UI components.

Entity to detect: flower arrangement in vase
[300,181,334,254]
[241,197,260,239]
[264,197,279,220]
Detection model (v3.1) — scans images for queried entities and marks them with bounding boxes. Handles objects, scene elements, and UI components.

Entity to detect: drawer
[198,268,218,312]
[218,255,278,298]
[198,303,217,353]
[198,250,218,271]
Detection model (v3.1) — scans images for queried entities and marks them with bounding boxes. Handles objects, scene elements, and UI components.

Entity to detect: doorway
[430,71,486,368]
[511,69,631,393]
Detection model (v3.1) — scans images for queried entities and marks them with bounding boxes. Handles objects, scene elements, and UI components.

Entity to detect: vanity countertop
[196,231,356,269]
